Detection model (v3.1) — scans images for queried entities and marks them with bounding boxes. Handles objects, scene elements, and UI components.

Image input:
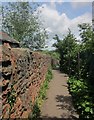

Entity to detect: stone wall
[1,46,51,118]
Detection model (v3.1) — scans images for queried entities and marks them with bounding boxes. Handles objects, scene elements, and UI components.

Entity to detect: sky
[1,0,93,50]
[35,1,92,50]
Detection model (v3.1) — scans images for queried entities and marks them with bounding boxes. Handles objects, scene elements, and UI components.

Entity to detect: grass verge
[29,67,53,120]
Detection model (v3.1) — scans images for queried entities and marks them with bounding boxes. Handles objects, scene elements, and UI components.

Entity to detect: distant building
[0,31,20,48]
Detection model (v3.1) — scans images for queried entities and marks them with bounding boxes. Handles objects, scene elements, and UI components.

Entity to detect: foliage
[7,88,16,108]
[30,68,53,120]
[42,50,60,69]
[78,23,94,84]
[42,50,60,60]
[30,102,41,120]
[53,23,94,119]
[7,84,16,118]
[2,2,48,50]
[68,77,94,119]
[53,29,78,75]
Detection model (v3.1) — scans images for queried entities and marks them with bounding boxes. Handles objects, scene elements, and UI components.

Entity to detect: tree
[78,23,94,84]
[53,24,94,119]
[53,29,78,75]
[2,2,47,50]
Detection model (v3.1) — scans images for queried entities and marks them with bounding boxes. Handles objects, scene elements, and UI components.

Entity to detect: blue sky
[55,2,92,19]
[34,1,92,49]
[1,1,92,20]
[1,0,92,50]
[36,2,92,19]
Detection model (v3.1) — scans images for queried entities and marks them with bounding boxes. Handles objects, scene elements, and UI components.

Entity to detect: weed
[30,67,53,120]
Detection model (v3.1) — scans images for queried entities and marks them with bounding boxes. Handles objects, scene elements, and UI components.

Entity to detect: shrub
[67,77,94,119]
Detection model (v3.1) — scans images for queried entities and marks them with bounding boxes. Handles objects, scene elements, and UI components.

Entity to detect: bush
[67,77,94,119]
[53,23,94,119]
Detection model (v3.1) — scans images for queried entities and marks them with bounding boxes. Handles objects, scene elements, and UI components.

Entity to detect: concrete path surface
[40,70,79,120]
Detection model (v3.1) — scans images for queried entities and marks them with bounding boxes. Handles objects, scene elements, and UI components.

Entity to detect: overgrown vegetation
[7,84,16,118]
[42,50,60,61]
[29,67,53,120]
[42,50,60,69]
[68,77,94,119]
[53,23,94,119]
[2,2,48,50]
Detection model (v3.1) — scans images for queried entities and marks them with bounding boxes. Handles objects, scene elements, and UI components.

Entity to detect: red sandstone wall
[1,46,51,118]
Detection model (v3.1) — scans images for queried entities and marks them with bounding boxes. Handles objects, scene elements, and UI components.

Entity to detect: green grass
[29,67,53,120]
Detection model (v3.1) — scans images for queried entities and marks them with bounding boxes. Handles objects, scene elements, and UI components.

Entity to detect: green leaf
[85,107,90,112]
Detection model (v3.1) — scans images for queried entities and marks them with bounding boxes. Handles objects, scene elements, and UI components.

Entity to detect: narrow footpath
[40,70,79,120]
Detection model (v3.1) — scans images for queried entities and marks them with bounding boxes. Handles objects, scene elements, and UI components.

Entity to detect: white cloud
[50,0,56,9]
[71,1,92,9]
[71,0,92,2]
[50,0,63,9]
[56,0,63,4]
[50,0,63,3]
[36,3,92,50]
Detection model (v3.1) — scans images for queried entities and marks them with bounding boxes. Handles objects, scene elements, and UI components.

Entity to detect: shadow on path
[39,116,79,120]
[55,95,78,119]
[56,95,75,114]
[40,70,79,120]
[39,95,79,120]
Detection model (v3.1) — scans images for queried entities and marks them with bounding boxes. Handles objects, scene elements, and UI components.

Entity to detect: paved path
[40,70,79,120]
